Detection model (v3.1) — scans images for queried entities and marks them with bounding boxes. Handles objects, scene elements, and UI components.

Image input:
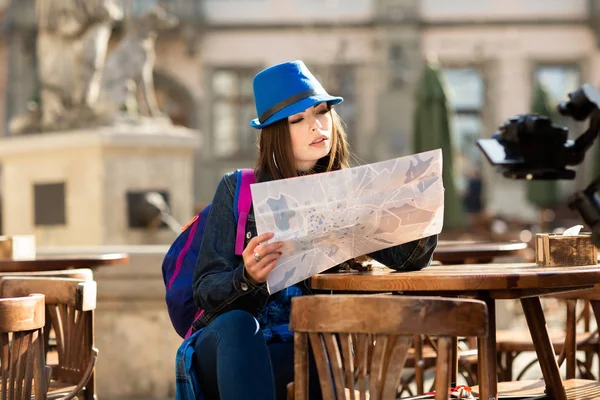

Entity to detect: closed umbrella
[526,82,560,208]
[594,139,600,181]
[413,62,466,230]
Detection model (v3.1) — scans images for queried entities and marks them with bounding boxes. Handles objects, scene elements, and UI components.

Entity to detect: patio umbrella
[413,62,466,230]
[526,82,560,209]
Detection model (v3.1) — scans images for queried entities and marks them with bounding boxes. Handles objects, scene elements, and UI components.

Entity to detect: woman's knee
[210,310,261,338]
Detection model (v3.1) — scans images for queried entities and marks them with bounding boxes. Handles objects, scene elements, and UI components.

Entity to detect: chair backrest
[0,293,48,400]
[0,277,97,386]
[289,295,489,400]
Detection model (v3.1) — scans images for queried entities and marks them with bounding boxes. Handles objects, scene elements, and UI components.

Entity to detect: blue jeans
[193,310,322,400]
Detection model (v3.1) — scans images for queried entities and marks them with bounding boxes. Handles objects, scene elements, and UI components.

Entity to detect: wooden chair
[0,278,98,400]
[496,288,600,382]
[0,293,49,400]
[400,335,479,396]
[0,269,95,361]
[288,295,490,400]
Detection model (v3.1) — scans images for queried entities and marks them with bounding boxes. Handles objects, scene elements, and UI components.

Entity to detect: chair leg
[84,370,97,400]
[414,334,424,394]
[505,352,514,381]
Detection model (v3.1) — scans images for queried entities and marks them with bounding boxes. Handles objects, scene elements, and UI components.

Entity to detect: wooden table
[311,263,600,400]
[434,240,528,264]
[0,253,129,273]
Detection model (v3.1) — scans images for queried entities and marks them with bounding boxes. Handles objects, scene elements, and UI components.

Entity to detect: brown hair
[255,108,350,180]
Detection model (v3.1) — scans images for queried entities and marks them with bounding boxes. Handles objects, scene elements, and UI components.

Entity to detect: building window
[34,182,66,226]
[211,68,258,158]
[312,65,357,144]
[389,44,408,89]
[534,64,580,124]
[441,67,485,190]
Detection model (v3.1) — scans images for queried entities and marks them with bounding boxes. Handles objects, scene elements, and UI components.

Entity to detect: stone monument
[0,5,197,398]
[0,2,199,246]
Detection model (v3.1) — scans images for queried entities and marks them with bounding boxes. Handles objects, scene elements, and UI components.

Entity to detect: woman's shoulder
[210,171,235,197]
[217,169,249,193]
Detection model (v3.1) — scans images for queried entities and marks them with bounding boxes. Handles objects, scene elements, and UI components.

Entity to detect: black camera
[476,83,600,248]
[477,114,571,180]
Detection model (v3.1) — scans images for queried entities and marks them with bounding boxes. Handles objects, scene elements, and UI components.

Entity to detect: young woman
[190,60,438,400]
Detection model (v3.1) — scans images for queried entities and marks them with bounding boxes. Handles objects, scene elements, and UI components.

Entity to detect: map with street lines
[250,149,445,293]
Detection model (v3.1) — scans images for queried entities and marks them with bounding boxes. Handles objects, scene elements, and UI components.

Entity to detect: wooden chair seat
[474,379,600,399]
[496,329,598,353]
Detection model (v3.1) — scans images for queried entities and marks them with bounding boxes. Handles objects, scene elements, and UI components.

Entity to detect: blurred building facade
[148,0,423,209]
[1,0,423,213]
[1,0,600,225]
[422,0,600,221]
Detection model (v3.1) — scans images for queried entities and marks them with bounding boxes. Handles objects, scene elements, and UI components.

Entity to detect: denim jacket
[192,170,438,332]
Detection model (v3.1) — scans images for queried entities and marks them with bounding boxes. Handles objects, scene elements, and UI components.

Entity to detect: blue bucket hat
[249,60,343,129]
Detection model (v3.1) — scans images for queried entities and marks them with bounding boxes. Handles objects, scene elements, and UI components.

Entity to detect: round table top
[310,263,600,292]
[433,240,528,264]
[0,253,129,273]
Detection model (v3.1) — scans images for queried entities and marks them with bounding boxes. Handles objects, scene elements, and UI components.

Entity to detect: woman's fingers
[245,252,281,283]
[246,232,274,251]
[243,232,283,283]
[252,241,284,259]
[253,259,278,282]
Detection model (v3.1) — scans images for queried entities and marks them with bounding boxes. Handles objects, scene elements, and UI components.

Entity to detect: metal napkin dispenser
[536,232,597,267]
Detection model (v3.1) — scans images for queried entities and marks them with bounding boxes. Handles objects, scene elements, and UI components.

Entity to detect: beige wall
[0,41,7,136]
[201,27,381,148]
[423,26,598,116]
[203,0,374,24]
[156,27,414,203]
[421,0,587,20]
[0,127,198,247]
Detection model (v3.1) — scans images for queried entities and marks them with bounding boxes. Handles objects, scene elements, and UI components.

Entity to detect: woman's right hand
[243,232,284,284]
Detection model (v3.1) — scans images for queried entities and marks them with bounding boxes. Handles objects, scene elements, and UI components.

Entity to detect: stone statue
[100,7,179,117]
[35,0,122,131]
[9,2,178,135]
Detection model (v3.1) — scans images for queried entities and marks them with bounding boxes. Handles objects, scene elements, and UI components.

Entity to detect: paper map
[250,149,445,293]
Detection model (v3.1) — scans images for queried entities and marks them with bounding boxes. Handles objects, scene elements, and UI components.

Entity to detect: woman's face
[287,102,333,172]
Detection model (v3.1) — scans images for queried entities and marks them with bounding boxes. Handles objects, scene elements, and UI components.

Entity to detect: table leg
[521,297,567,400]
[565,299,577,380]
[451,337,458,386]
[479,295,497,400]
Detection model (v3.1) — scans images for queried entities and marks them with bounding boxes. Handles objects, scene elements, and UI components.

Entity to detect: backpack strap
[234,169,256,255]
